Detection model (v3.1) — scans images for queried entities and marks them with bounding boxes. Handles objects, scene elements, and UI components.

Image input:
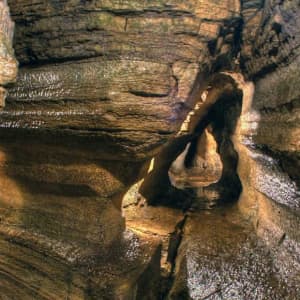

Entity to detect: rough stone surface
[0,0,300,299]
[122,180,184,280]
[0,0,17,106]
[169,208,299,300]
[241,0,300,79]
[0,3,244,295]
[231,48,300,296]
[0,228,161,300]
[9,0,240,65]
[2,0,242,160]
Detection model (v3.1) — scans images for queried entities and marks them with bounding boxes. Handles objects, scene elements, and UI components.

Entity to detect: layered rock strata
[0,0,243,298]
[236,0,300,290]
[5,0,243,158]
[169,208,298,299]
[0,0,299,299]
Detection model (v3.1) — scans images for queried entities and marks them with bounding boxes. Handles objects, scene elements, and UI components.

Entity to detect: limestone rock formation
[4,0,242,159]
[241,0,300,79]
[169,208,298,299]
[169,128,223,189]
[0,2,244,296]
[236,1,300,292]
[0,0,299,299]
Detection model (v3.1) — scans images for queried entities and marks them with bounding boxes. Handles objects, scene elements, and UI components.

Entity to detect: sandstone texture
[241,0,300,79]
[0,2,243,295]
[4,0,242,159]
[169,208,299,299]
[235,2,300,293]
[0,0,299,299]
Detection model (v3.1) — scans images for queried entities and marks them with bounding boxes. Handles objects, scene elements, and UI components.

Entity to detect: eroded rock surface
[241,0,300,79]
[0,227,161,300]
[169,207,298,300]
[232,70,300,298]
[232,1,300,284]
[3,0,243,159]
[0,0,299,299]
[0,0,17,106]
[0,2,244,295]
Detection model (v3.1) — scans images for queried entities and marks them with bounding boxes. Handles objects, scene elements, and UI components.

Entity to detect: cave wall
[0,1,244,299]
[241,0,300,79]
[233,0,300,288]
[233,70,300,294]
[5,0,243,155]
[0,0,299,299]
[0,0,244,254]
[0,0,244,231]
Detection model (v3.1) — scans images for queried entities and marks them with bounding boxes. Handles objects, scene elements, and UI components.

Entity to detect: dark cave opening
[138,74,244,210]
[169,85,243,209]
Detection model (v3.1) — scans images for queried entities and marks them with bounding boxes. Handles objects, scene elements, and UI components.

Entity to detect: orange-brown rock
[0,0,299,299]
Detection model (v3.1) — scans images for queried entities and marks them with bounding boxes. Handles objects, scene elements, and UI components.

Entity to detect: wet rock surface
[216,6,300,284]
[0,228,161,300]
[0,0,299,299]
[9,0,241,66]
[0,1,250,293]
[169,207,299,300]
[0,132,160,298]
[123,183,184,278]
[3,0,243,160]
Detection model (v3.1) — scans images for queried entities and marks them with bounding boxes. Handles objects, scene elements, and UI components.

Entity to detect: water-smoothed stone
[0,118,162,299]
[168,208,298,299]
[0,229,161,300]
[0,136,150,252]
[1,58,177,158]
[169,129,223,189]
[1,0,300,299]
[245,58,300,162]
[231,70,300,296]
[234,57,300,210]
[8,59,172,102]
[123,181,184,275]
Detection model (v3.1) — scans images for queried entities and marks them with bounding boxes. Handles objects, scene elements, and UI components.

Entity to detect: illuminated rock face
[0,1,241,298]
[3,0,242,158]
[169,129,223,189]
[0,0,299,299]
[234,3,300,286]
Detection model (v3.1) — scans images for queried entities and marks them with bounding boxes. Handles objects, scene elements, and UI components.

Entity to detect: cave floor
[123,200,298,300]
[0,226,161,300]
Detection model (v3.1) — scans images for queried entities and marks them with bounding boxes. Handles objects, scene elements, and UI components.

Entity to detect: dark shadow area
[198,88,243,207]
[140,74,243,209]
